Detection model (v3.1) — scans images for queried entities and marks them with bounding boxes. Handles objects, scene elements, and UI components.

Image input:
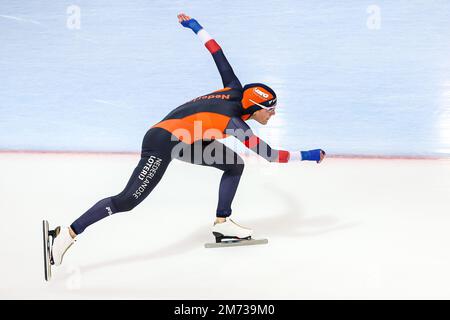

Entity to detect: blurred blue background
[1,0,450,157]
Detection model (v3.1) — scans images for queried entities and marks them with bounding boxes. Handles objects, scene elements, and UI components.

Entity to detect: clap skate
[42,220,55,281]
[204,219,268,248]
[42,220,75,281]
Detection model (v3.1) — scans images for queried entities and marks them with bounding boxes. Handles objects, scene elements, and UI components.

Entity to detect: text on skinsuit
[191,94,230,103]
[138,156,160,180]
[133,156,162,199]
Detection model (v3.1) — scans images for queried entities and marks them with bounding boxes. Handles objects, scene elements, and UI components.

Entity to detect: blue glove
[181,18,203,34]
[301,149,325,163]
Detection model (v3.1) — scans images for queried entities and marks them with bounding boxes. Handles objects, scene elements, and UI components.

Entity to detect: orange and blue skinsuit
[70,17,290,235]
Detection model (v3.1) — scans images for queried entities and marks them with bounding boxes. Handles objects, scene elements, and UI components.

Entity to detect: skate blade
[205,238,268,249]
[42,220,52,281]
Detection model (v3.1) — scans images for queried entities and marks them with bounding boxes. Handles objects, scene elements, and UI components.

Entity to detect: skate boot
[42,221,76,281]
[205,219,267,248]
[205,219,269,248]
[51,226,76,266]
[212,219,253,243]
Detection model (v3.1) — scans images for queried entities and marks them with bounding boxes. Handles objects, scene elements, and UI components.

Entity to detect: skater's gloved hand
[300,149,326,163]
[177,13,203,33]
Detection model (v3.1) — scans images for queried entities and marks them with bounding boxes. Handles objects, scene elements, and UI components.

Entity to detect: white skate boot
[212,219,253,242]
[42,221,76,281]
[205,218,267,248]
[51,226,76,266]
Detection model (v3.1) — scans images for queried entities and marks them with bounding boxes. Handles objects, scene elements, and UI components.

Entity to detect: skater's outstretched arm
[227,117,326,163]
[178,13,242,90]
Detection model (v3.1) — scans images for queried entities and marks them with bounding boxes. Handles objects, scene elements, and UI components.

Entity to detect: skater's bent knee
[111,196,138,213]
[115,201,137,212]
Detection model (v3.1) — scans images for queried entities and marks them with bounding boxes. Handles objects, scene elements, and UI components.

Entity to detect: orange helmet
[241,83,277,120]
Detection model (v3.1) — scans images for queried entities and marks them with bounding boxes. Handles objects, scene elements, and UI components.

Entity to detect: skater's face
[250,108,275,125]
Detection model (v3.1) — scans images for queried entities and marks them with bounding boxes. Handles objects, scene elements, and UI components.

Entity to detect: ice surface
[1,153,450,299]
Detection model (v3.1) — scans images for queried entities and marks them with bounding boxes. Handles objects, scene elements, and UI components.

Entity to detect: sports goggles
[249,99,277,112]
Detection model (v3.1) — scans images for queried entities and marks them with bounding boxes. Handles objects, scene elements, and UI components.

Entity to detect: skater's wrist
[289,151,301,161]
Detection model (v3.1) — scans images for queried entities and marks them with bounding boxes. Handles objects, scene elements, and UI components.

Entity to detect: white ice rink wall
[1,1,450,156]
